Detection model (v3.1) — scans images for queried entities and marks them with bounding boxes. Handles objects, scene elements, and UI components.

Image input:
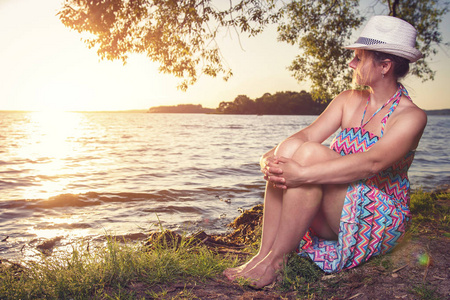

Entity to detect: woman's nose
[349,57,357,69]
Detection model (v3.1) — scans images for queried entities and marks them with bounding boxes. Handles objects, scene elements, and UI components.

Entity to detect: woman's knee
[274,138,305,158]
[292,142,339,166]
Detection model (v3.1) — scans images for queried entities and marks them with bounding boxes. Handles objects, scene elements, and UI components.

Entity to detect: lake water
[1,112,448,261]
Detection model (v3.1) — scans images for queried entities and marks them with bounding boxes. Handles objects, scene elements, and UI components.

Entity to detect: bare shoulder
[334,89,368,103]
[328,89,367,113]
[388,96,427,137]
[332,89,369,121]
[396,95,427,127]
[381,96,426,151]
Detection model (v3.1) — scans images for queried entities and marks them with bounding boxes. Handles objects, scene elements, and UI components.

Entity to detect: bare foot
[223,253,265,281]
[250,264,279,289]
[239,257,283,289]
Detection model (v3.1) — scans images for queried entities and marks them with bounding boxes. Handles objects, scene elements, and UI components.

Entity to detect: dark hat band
[355,37,386,45]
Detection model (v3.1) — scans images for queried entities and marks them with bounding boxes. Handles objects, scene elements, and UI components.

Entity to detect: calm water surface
[0,112,448,261]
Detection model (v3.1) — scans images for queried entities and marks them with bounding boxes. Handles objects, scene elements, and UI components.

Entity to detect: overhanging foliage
[58,0,449,101]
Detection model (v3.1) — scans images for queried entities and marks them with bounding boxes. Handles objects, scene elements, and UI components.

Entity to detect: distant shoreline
[1,108,449,115]
[424,109,450,115]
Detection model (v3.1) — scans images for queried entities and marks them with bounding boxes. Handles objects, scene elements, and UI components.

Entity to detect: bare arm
[270,105,427,187]
[260,91,348,168]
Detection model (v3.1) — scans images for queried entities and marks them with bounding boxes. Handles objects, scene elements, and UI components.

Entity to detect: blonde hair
[351,49,410,91]
[351,50,375,90]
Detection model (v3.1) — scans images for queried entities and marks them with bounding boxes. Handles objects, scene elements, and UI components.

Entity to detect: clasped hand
[261,155,303,189]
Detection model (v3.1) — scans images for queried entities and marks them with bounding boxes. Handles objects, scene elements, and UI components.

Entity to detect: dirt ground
[138,199,450,299]
[137,233,448,299]
[3,199,448,299]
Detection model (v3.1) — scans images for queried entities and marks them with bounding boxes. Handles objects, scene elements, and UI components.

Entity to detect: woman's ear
[381,60,393,76]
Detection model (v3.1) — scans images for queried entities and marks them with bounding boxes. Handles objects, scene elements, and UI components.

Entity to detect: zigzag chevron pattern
[298,86,414,273]
[332,127,379,156]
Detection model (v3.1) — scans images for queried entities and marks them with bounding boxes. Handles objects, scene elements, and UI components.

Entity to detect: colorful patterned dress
[298,85,414,273]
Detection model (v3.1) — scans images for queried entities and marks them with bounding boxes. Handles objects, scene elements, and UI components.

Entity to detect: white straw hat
[344,16,422,63]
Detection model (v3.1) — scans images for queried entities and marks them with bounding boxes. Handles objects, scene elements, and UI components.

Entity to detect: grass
[279,254,323,297]
[1,190,448,299]
[410,189,450,232]
[0,232,233,299]
[410,283,439,300]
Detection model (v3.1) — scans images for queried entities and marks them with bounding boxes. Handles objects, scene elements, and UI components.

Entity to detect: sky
[0,0,449,111]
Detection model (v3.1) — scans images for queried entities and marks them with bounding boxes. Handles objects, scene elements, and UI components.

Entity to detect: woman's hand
[259,152,282,188]
[260,154,276,177]
[262,156,305,189]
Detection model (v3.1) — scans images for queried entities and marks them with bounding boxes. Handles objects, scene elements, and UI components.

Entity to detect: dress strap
[360,87,402,128]
[379,84,412,137]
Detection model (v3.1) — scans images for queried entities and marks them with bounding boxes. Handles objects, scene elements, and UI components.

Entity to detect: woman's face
[349,50,377,86]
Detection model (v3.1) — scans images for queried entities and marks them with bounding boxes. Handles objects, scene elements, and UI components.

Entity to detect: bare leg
[224,138,304,279]
[223,183,282,279]
[237,142,347,288]
[242,183,323,288]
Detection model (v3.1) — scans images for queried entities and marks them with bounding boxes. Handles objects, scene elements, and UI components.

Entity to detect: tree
[386,0,449,81]
[58,0,281,91]
[216,90,326,114]
[278,0,363,101]
[58,0,448,100]
[279,0,449,101]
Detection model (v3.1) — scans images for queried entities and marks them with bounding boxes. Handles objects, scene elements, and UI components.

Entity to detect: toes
[225,273,236,281]
[223,267,244,281]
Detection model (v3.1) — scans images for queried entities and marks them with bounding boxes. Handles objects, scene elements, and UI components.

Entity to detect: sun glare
[22,112,82,157]
[28,216,84,239]
[17,112,85,199]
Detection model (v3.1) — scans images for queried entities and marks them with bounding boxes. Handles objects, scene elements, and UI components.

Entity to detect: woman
[224,16,427,288]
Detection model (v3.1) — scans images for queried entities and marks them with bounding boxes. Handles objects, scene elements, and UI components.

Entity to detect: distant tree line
[148,104,215,113]
[148,91,329,115]
[216,91,328,115]
[424,109,450,116]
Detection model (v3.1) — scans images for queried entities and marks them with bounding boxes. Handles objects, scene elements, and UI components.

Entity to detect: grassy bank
[1,190,448,299]
[0,233,238,299]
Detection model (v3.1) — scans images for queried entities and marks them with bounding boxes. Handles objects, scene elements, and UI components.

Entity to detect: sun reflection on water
[21,112,82,158]
[17,112,86,199]
[28,216,85,239]
[22,214,94,262]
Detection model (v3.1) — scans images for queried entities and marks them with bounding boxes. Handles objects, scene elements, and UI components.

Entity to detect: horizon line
[1,107,449,113]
